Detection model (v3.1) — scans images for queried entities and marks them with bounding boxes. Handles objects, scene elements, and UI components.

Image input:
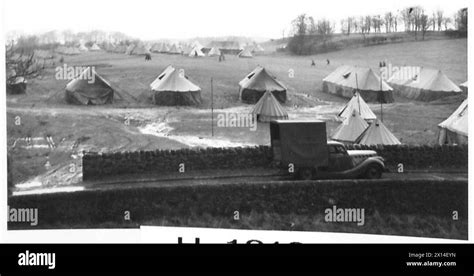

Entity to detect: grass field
[7,38,467,186]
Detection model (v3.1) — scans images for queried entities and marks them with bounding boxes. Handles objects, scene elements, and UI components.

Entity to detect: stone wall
[82,144,468,180]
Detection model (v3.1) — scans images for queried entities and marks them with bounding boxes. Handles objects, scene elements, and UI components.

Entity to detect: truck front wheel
[365,164,382,179]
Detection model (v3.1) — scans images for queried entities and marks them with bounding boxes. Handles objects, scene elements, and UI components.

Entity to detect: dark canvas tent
[239,66,287,104]
[331,110,369,143]
[356,119,401,145]
[150,65,202,106]
[387,67,461,101]
[323,65,394,103]
[65,67,114,105]
[6,76,27,94]
[438,99,468,145]
[250,90,288,122]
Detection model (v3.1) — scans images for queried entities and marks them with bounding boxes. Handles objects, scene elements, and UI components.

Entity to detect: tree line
[288,7,467,55]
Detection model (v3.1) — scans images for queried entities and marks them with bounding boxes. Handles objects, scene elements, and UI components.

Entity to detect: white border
[0,0,472,244]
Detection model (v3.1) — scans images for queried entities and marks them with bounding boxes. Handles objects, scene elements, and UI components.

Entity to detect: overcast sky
[3,0,469,40]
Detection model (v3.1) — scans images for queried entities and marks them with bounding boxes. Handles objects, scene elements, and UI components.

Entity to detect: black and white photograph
[3,0,468,241]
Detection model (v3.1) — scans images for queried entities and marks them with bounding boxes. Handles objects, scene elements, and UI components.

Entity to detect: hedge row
[82,144,468,180]
[8,179,467,229]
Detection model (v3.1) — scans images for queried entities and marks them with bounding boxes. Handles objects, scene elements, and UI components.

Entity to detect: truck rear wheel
[365,164,382,179]
[298,168,313,180]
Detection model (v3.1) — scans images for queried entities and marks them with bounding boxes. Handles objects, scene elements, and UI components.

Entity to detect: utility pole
[355,73,361,115]
[379,68,384,122]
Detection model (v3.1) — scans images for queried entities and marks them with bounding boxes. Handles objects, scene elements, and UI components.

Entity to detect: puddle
[12,137,54,149]
[15,180,42,189]
[138,122,256,148]
[13,186,85,196]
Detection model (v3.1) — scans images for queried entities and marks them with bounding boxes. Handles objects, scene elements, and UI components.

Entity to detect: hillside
[265,31,466,55]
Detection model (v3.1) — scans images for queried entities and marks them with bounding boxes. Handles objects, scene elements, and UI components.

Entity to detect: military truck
[270,120,385,180]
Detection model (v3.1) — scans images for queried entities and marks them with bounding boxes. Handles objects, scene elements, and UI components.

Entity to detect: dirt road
[12,169,468,196]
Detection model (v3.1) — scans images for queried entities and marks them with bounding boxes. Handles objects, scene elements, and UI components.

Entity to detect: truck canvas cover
[270,120,328,167]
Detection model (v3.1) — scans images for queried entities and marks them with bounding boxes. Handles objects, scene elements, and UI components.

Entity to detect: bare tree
[384,12,395,33]
[5,41,44,93]
[454,8,468,33]
[317,19,334,36]
[443,17,452,30]
[341,17,355,35]
[436,10,444,31]
[420,12,430,40]
[431,12,437,31]
[365,15,372,33]
[411,6,425,40]
[393,13,399,32]
[291,14,309,36]
[308,16,318,35]
[371,15,383,33]
[400,8,413,32]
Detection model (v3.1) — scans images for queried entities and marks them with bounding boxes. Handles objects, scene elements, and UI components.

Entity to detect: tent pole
[211,78,214,137]
[355,73,361,115]
[379,68,384,122]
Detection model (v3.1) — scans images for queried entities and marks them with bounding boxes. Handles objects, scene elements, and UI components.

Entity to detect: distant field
[6,38,467,185]
[9,38,467,109]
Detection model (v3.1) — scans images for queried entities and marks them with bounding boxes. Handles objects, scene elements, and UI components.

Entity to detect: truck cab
[270,120,385,180]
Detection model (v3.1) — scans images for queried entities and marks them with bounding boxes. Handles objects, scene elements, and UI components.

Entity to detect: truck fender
[354,157,385,177]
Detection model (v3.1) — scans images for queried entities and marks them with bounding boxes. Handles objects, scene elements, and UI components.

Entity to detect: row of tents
[62,63,467,145]
[50,40,262,58]
[63,65,286,107]
[55,43,101,55]
[330,89,468,146]
[331,92,401,145]
[60,63,400,146]
[83,40,260,58]
[323,65,465,102]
